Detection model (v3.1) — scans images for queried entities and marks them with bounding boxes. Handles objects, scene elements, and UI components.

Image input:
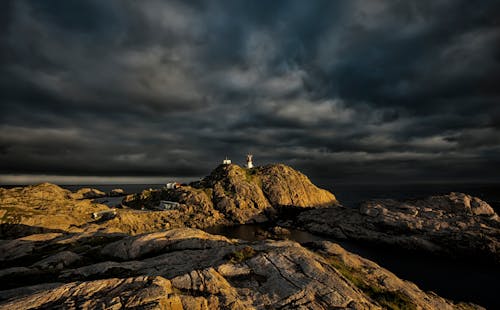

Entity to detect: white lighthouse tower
[246,154,254,169]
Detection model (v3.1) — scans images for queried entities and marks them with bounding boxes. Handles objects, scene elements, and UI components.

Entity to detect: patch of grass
[368,288,416,310]
[226,246,256,263]
[326,257,417,310]
[244,169,263,187]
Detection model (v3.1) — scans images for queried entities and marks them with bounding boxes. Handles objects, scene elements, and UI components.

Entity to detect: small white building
[165,182,180,189]
[223,157,232,165]
[158,200,180,210]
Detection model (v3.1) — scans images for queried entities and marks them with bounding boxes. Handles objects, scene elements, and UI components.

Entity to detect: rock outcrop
[256,164,337,208]
[0,183,109,238]
[70,187,106,200]
[0,183,227,238]
[294,192,500,262]
[108,188,126,197]
[0,228,482,309]
[124,164,338,224]
[0,164,337,238]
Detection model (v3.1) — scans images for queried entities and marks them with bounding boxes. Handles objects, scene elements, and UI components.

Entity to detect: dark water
[59,184,165,194]
[207,224,499,309]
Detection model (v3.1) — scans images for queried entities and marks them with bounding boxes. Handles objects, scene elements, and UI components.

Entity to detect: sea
[4,182,500,308]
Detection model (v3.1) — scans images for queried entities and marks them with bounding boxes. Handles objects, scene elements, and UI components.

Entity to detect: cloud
[1,0,500,184]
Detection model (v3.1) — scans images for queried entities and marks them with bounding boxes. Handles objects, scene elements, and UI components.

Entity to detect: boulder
[71,188,106,200]
[108,188,126,197]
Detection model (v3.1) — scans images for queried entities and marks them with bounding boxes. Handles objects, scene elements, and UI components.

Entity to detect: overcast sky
[1,0,500,185]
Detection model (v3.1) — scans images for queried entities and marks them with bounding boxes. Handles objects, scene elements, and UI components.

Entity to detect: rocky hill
[1,164,337,238]
[0,183,110,238]
[123,164,338,224]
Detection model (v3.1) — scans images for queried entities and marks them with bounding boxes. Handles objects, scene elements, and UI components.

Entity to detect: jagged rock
[295,193,500,262]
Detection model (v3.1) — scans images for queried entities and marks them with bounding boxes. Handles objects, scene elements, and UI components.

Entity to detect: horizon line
[1,174,500,186]
[0,174,201,185]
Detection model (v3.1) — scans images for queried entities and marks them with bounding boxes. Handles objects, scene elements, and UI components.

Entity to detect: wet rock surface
[0,228,482,309]
[294,192,500,262]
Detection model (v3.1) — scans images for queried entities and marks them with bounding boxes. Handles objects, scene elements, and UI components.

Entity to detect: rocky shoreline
[1,163,498,309]
[291,192,500,263]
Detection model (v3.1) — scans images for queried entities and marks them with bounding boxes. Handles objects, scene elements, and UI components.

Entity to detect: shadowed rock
[294,192,500,262]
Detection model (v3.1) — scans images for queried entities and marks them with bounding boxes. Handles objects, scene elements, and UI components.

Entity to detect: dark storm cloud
[1,0,500,184]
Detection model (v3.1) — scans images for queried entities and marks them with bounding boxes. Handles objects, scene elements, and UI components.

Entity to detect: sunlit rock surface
[122,163,337,225]
[0,228,482,309]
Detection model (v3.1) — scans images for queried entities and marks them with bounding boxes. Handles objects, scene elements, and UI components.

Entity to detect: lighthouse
[246,154,254,169]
